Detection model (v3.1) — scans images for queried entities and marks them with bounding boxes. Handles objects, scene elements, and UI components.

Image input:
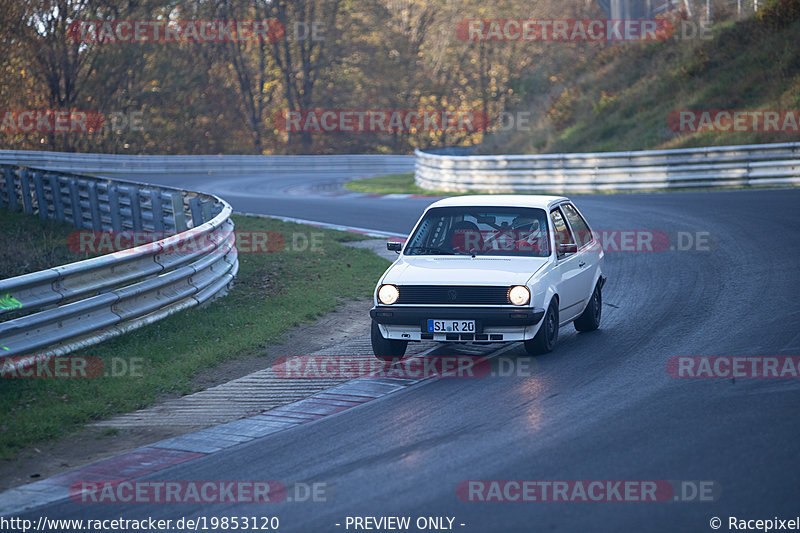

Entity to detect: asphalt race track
[17,172,800,532]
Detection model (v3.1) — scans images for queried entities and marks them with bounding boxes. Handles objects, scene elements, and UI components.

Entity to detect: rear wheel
[574,282,602,332]
[371,321,408,361]
[524,301,558,355]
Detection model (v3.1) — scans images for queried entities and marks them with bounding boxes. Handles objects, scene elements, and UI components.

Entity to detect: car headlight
[508,285,530,306]
[378,284,400,305]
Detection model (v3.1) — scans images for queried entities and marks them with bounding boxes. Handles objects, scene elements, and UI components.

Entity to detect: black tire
[524,300,559,355]
[574,282,602,332]
[371,320,408,361]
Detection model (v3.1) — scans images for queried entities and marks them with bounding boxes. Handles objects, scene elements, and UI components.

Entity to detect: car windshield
[405,206,550,257]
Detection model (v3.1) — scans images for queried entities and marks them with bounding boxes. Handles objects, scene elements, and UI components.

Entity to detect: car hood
[382,255,550,286]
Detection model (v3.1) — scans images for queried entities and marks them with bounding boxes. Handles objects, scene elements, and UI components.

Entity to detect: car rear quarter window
[561,203,594,249]
[550,207,576,259]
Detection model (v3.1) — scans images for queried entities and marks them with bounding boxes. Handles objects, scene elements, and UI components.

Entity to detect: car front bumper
[370,306,546,342]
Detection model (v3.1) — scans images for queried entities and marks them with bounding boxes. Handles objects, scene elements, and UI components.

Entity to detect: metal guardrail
[415,142,800,192]
[0,151,414,178]
[0,165,239,360]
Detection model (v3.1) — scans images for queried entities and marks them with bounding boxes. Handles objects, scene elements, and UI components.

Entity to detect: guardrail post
[108,184,123,230]
[32,171,48,219]
[189,197,203,227]
[48,174,65,221]
[87,181,102,229]
[19,169,33,214]
[69,180,83,228]
[128,185,143,231]
[170,192,187,232]
[2,167,16,210]
[201,200,213,223]
[150,188,165,232]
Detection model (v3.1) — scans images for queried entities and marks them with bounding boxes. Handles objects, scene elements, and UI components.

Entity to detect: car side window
[550,208,576,259]
[561,203,593,249]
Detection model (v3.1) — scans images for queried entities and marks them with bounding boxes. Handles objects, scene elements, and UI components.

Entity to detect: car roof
[426,195,569,211]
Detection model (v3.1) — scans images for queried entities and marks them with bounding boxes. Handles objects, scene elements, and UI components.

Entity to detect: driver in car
[510,215,545,253]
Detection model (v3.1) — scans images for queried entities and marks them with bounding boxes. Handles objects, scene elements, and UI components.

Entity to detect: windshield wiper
[406,246,459,255]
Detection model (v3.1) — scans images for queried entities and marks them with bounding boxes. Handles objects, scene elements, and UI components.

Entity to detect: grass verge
[0,213,390,460]
[0,209,91,279]
[344,172,460,196]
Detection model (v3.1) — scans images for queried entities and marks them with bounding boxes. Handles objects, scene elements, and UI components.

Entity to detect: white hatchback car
[370,195,606,360]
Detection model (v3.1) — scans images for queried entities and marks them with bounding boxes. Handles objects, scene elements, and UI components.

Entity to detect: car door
[560,202,600,309]
[549,206,585,323]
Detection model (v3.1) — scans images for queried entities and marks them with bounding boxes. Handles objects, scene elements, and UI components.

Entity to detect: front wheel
[371,321,408,361]
[574,282,602,332]
[524,301,559,355]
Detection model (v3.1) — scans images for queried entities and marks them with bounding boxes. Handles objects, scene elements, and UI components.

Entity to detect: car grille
[395,285,511,305]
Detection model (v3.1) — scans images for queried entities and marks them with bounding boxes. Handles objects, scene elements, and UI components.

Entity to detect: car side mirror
[387,242,402,253]
[558,243,578,255]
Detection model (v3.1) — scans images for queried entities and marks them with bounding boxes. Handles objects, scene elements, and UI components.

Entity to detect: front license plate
[428,319,476,333]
